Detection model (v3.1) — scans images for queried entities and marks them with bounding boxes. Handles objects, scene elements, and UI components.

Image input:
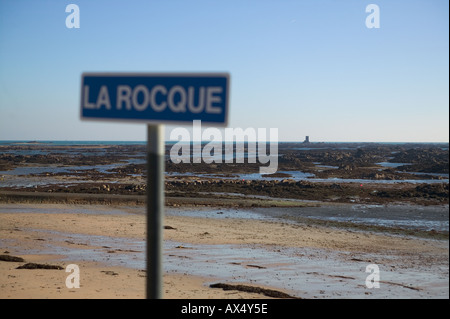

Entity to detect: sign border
[80,72,230,127]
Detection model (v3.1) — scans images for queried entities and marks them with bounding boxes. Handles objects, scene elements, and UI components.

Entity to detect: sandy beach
[0,202,448,299]
[0,142,448,298]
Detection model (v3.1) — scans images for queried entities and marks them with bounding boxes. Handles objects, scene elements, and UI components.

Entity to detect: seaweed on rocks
[16,263,63,270]
[209,283,301,299]
[0,255,25,262]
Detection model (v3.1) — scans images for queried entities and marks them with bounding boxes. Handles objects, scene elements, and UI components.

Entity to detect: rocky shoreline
[2,179,447,206]
[0,142,448,206]
[1,142,448,299]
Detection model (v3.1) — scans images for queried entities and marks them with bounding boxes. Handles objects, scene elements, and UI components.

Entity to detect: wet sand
[0,203,448,299]
[0,142,448,298]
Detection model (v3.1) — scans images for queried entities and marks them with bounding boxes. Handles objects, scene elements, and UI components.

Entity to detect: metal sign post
[146,124,164,299]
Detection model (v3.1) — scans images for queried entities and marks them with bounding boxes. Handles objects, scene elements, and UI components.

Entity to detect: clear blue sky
[0,0,448,142]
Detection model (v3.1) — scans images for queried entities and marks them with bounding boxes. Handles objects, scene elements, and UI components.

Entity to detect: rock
[209,283,300,299]
[16,263,63,270]
[0,255,25,262]
[330,183,342,190]
[101,270,118,276]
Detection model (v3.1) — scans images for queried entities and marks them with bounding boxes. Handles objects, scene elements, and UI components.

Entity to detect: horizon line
[0,139,449,144]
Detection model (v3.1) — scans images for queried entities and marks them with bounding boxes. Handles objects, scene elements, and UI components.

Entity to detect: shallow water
[2,159,448,189]
[167,204,450,233]
[1,203,447,233]
[1,204,448,298]
[165,241,448,299]
[0,162,129,176]
[3,225,447,298]
[376,162,412,168]
[252,204,449,233]
[166,171,449,184]
[0,204,130,216]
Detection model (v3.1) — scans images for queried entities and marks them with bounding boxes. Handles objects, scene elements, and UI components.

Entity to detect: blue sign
[80,73,229,125]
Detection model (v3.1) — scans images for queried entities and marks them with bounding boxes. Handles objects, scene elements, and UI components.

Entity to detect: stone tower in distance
[303,136,310,143]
